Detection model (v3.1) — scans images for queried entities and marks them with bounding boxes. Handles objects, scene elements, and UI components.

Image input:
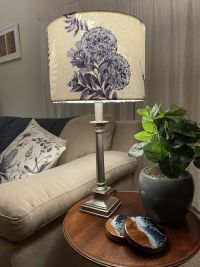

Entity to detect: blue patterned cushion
[0,116,72,154]
[0,119,67,183]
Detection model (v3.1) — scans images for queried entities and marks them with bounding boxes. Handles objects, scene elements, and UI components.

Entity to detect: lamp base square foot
[80,194,121,218]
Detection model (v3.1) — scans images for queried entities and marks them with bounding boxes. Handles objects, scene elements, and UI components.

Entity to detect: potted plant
[129,104,200,225]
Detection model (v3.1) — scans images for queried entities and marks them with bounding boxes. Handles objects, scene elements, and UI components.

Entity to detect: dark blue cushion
[0,117,73,154]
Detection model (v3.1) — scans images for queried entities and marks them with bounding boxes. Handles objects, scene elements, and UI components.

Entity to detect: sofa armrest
[0,151,136,242]
[111,120,142,152]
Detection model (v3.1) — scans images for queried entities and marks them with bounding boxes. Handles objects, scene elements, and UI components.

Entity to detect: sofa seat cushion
[0,151,136,242]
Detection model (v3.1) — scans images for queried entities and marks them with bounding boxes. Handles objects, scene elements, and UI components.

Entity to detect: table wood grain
[63,192,200,267]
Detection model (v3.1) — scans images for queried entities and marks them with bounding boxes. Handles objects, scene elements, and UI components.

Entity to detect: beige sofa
[0,115,141,267]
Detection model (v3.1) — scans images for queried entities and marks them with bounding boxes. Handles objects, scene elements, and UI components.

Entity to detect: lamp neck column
[93,102,107,192]
[95,124,106,191]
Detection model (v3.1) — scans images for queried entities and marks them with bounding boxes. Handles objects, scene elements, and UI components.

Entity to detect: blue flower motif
[81,27,117,63]
[102,54,131,90]
[65,14,131,100]
[67,41,95,70]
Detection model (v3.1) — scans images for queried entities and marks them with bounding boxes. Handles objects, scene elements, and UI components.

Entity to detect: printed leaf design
[0,160,6,174]
[25,145,33,159]
[24,165,35,174]
[64,13,89,36]
[111,91,117,100]
[35,157,39,172]
[0,149,18,181]
[98,58,111,73]
[80,89,93,100]
[38,162,49,172]
[0,173,7,182]
[0,149,18,172]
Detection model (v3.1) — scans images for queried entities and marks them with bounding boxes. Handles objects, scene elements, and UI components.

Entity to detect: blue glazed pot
[139,166,195,225]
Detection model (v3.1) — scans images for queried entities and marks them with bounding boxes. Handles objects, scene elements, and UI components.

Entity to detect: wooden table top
[63,191,200,267]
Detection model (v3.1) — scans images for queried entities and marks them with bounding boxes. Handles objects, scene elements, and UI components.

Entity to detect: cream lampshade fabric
[47,11,145,103]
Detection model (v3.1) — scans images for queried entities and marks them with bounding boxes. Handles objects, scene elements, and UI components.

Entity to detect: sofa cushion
[0,151,136,241]
[0,120,66,183]
[59,114,116,163]
[0,116,72,154]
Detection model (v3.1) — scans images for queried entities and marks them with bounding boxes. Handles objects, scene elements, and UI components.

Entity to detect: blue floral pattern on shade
[81,27,117,64]
[0,120,66,183]
[64,13,131,100]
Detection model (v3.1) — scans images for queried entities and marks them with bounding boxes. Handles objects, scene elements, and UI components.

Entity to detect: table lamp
[47,11,145,217]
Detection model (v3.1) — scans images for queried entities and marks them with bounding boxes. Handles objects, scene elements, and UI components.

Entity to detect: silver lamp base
[80,102,121,218]
[80,187,121,218]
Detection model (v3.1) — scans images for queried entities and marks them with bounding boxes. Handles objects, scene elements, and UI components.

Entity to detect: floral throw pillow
[0,119,67,183]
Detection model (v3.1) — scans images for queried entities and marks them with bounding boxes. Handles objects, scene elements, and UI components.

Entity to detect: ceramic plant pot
[139,166,195,225]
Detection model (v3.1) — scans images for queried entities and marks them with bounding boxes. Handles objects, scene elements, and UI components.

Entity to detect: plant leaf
[143,136,170,163]
[134,131,154,142]
[159,156,181,178]
[195,146,200,156]
[172,144,194,170]
[159,145,194,177]
[165,106,186,121]
[142,118,157,133]
[150,103,164,119]
[174,119,199,136]
[137,108,150,118]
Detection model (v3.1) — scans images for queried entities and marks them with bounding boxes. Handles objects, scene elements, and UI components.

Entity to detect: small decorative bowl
[105,215,129,243]
[124,216,167,253]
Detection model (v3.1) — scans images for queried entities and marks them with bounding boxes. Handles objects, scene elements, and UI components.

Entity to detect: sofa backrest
[111,120,142,152]
[58,114,116,164]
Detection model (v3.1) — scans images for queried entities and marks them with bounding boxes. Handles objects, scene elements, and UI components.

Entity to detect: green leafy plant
[129,104,200,178]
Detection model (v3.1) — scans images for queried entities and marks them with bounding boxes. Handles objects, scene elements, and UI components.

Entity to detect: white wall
[0,0,71,117]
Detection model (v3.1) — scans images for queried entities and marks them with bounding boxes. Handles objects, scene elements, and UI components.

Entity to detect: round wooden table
[63,192,200,267]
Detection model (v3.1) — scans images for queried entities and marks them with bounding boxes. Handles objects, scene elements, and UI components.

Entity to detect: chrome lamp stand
[80,102,121,217]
